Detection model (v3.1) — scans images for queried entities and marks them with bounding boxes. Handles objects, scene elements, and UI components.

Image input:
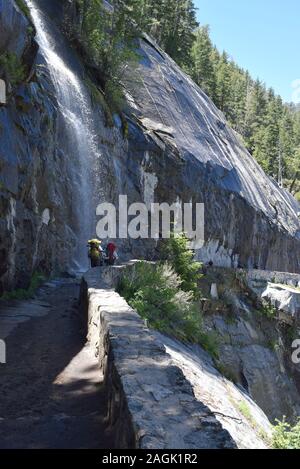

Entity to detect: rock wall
[81,264,274,449]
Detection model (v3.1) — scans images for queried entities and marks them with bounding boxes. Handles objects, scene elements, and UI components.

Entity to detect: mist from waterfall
[26,0,101,271]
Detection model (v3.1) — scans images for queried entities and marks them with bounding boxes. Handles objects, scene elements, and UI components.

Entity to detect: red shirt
[107,243,116,258]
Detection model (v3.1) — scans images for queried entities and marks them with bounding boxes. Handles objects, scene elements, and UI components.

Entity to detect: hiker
[105,241,118,266]
[87,239,104,268]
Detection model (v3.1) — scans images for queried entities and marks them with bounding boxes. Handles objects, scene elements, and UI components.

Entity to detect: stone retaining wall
[245,269,300,293]
[80,265,236,449]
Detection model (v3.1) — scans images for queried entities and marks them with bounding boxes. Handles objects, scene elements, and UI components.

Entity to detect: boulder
[262,283,300,323]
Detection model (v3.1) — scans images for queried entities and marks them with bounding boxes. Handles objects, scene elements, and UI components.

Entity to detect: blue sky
[194,0,300,103]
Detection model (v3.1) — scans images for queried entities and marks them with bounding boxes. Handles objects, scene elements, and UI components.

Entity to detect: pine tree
[280,107,296,179]
[191,26,216,97]
[186,15,300,187]
[215,51,233,115]
[139,0,198,67]
[261,92,282,176]
[244,79,267,152]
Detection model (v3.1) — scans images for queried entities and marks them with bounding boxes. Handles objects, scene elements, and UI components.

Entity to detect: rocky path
[0,278,113,449]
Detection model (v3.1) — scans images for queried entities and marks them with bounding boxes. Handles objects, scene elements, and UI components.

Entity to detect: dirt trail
[0,278,113,449]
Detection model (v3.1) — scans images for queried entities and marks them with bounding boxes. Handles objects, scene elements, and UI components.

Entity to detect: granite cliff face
[0,0,76,292]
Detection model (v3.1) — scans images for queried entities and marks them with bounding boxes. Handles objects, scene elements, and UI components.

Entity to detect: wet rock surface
[0,0,77,293]
[199,267,300,422]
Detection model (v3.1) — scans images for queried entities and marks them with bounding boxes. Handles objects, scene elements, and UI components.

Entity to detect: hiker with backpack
[87,239,104,268]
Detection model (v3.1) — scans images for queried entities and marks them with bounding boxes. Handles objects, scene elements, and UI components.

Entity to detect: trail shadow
[0,282,113,449]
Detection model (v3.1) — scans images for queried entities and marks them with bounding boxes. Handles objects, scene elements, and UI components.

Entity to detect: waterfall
[26,0,101,271]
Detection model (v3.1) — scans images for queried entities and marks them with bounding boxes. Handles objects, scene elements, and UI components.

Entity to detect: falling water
[26,0,101,271]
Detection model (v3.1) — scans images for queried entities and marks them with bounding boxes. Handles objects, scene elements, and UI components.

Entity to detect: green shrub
[1,272,45,301]
[84,77,114,126]
[267,339,279,351]
[197,329,219,359]
[118,261,218,357]
[238,401,253,422]
[118,262,195,337]
[236,400,261,431]
[215,361,237,383]
[160,232,202,298]
[294,192,300,203]
[272,418,300,449]
[286,326,299,343]
[0,52,26,87]
[257,300,277,319]
[76,0,139,113]
[15,0,31,19]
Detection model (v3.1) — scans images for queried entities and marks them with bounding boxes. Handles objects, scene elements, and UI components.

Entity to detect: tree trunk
[289,171,299,194]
